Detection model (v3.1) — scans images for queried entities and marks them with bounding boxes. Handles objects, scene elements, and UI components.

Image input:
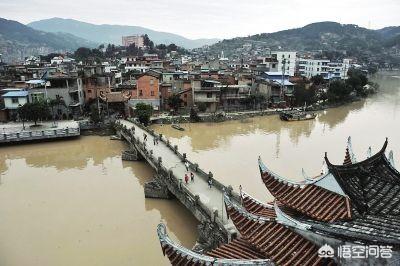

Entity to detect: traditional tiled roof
[224,196,336,266]
[157,224,271,265]
[326,139,400,217]
[206,238,266,259]
[241,191,276,218]
[258,157,352,222]
[241,191,299,219]
[304,214,400,246]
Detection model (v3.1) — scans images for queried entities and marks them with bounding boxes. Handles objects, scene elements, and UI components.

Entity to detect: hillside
[0,18,97,62]
[28,18,220,49]
[207,22,400,65]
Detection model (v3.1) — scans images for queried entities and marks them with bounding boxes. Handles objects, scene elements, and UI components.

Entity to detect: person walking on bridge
[184,173,189,184]
[185,161,190,171]
[208,177,213,189]
[190,172,194,182]
[143,133,147,142]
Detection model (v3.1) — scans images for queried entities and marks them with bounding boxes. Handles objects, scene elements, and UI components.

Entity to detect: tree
[18,101,50,126]
[310,75,325,86]
[327,80,352,102]
[346,68,368,95]
[143,34,154,50]
[293,84,316,106]
[135,103,153,126]
[240,93,266,109]
[190,108,201,122]
[197,103,207,112]
[74,47,92,61]
[90,104,102,123]
[48,96,66,125]
[167,94,183,112]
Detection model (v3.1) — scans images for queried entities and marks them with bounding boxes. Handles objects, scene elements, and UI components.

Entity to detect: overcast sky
[1,0,399,39]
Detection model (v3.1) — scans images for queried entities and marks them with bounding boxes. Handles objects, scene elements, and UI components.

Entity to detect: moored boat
[171,124,185,131]
[279,110,316,121]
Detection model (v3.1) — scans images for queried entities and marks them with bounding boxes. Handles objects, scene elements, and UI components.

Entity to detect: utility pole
[281,58,286,102]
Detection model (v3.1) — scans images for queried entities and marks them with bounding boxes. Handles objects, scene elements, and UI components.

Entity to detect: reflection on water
[0,136,198,266]
[153,72,400,201]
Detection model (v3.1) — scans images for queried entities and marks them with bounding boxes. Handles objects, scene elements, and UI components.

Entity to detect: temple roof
[224,196,335,266]
[206,238,266,260]
[241,191,300,219]
[303,214,400,246]
[241,191,276,218]
[326,139,400,216]
[258,157,352,222]
[157,224,271,265]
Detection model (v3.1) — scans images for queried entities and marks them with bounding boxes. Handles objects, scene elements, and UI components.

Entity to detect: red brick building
[134,72,160,100]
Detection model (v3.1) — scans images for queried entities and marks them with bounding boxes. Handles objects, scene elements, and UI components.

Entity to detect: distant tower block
[122,35,145,48]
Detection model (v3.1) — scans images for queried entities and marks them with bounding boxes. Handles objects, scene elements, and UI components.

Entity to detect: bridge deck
[119,120,234,229]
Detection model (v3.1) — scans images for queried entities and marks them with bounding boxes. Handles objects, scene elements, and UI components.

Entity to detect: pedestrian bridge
[116,119,240,250]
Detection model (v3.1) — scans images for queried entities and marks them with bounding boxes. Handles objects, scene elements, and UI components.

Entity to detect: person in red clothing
[184,174,189,184]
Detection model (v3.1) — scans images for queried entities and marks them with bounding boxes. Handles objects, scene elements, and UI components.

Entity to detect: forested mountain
[28,18,220,49]
[207,22,400,65]
[0,18,96,62]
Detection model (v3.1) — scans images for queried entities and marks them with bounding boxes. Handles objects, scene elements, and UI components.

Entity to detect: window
[150,79,154,85]
[151,91,154,96]
[12,97,19,104]
[139,90,143,96]
[207,92,212,98]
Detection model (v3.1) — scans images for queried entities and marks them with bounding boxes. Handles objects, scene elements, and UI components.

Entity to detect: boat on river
[171,124,185,131]
[279,110,316,121]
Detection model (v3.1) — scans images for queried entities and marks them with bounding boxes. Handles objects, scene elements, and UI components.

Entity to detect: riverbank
[151,97,364,125]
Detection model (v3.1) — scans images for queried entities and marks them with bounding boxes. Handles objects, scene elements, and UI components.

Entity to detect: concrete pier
[0,121,80,144]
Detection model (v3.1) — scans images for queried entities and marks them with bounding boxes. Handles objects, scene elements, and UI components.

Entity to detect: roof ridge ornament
[347,136,357,163]
[258,156,303,187]
[224,193,273,222]
[242,190,274,209]
[389,150,395,167]
[367,146,372,158]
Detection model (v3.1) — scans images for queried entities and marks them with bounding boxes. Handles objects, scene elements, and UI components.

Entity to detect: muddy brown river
[0,72,399,265]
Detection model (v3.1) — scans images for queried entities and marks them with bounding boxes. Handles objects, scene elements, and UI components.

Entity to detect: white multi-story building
[298,58,330,79]
[327,59,351,80]
[298,58,352,80]
[271,51,297,76]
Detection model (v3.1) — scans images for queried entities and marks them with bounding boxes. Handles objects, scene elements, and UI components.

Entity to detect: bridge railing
[117,120,242,204]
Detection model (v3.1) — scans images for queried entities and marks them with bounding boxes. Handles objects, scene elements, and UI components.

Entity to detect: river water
[0,72,399,265]
[153,72,400,201]
[0,137,198,266]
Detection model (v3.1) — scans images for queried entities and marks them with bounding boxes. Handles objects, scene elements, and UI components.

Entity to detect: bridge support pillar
[144,175,174,199]
[121,146,143,161]
[193,220,227,253]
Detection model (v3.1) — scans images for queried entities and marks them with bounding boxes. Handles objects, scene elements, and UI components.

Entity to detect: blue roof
[271,79,294,86]
[2,91,29,97]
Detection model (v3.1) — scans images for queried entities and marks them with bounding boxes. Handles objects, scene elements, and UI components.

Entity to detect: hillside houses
[0,48,366,122]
